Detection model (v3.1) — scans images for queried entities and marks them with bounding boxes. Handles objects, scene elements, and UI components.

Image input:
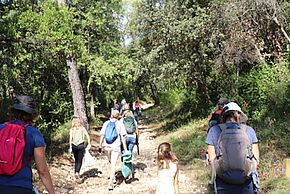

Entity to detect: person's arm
[69,129,72,153]
[207,145,216,169]
[98,122,107,148]
[121,135,128,152]
[252,143,259,167]
[134,120,139,141]
[174,164,180,194]
[136,126,139,142]
[84,127,91,146]
[98,135,104,148]
[34,147,55,194]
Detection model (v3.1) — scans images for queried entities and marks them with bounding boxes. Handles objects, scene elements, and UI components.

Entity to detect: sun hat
[218,97,229,106]
[222,102,248,122]
[111,110,120,118]
[13,96,36,114]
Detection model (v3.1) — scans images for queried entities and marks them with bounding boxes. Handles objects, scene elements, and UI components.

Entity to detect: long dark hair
[8,106,38,124]
[157,142,178,169]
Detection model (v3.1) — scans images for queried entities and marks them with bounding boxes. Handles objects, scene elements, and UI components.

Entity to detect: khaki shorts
[104,149,119,165]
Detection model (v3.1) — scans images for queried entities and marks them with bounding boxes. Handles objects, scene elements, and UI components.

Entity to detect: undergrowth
[253,119,290,193]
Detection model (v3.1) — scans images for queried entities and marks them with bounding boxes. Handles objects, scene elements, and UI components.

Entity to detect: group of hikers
[109,99,142,120]
[70,99,180,193]
[68,98,143,190]
[0,95,260,194]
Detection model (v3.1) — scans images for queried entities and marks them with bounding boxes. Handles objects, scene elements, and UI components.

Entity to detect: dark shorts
[0,185,35,194]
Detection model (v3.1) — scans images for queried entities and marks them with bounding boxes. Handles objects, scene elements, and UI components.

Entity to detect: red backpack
[0,122,29,175]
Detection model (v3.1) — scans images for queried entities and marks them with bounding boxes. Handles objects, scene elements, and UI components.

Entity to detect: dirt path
[37,104,206,193]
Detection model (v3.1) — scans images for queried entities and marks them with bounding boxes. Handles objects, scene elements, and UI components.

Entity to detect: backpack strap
[240,124,247,132]
[218,123,228,131]
[24,156,33,169]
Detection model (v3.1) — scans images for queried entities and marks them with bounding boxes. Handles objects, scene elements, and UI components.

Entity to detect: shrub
[241,63,290,121]
[159,89,186,109]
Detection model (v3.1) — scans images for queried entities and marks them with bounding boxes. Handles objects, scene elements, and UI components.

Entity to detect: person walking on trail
[135,101,142,115]
[208,98,229,133]
[69,117,91,183]
[134,110,139,122]
[156,142,179,194]
[120,110,139,179]
[121,110,139,154]
[0,96,55,194]
[121,98,127,112]
[98,110,128,191]
[206,102,260,194]
[129,102,134,112]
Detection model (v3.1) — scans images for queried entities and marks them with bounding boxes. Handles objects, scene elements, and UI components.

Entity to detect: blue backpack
[105,121,118,144]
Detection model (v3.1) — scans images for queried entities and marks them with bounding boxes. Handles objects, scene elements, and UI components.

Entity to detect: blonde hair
[157,142,178,169]
[111,110,120,119]
[71,117,82,128]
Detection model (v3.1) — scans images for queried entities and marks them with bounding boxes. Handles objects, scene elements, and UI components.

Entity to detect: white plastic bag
[82,150,96,168]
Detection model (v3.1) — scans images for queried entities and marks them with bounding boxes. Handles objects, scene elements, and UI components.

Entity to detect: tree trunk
[202,72,210,103]
[150,83,159,105]
[58,0,89,130]
[90,93,95,118]
[235,65,239,96]
[67,57,89,130]
[273,17,290,42]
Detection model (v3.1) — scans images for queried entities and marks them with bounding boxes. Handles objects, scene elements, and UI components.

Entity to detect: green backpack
[123,116,136,134]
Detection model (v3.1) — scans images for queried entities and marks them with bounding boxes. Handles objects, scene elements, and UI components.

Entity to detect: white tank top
[156,162,177,194]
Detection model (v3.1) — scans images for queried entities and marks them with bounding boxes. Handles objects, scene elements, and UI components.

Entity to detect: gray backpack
[214,124,255,184]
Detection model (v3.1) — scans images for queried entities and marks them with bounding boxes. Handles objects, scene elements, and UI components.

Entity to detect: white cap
[223,102,248,122]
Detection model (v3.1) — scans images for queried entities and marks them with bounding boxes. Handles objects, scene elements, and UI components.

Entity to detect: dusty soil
[35,104,209,194]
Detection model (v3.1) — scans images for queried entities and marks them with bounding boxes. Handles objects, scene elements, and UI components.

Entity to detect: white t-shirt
[100,118,127,152]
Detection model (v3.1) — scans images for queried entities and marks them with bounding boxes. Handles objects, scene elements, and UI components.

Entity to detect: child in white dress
[156,142,179,194]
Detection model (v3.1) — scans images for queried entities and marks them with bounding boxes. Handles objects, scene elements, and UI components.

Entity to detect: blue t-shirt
[0,120,46,189]
[206,122,258,153]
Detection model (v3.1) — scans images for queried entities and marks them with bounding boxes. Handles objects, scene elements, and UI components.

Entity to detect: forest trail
[37,104,207,194]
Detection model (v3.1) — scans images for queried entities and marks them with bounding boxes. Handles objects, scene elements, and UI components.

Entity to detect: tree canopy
[0,0,289,148]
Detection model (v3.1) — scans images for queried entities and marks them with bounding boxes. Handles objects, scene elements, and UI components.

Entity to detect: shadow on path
[81,168,103,182]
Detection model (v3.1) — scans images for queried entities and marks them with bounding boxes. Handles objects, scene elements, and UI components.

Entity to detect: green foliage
[0,0,131,159]
[242,63,290,121]
[170,132,206,164]
[52,120,71,145]
[48,120,72,158]
[127,0,214,105]
[159,89,185,108]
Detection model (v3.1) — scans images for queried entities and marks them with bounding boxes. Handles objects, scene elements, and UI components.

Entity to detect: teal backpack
[123,116,136,134]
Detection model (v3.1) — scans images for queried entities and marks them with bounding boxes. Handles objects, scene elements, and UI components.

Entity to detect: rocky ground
[35,105,209,194]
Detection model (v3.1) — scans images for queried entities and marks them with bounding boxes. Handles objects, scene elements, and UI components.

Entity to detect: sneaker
[75,174,80,179]
[76,178,83,184]
[108,184,113,190]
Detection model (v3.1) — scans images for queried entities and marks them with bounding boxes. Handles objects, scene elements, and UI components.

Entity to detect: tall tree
[57,0,89,129]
